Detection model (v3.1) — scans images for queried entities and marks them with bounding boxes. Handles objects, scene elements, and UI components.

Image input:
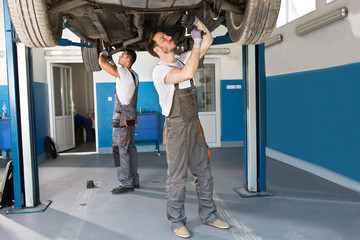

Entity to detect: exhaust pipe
[123,13,144,49]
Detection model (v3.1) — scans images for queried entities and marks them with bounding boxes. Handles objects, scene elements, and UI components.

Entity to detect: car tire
[225,0,281,45]
[7,0,63,47]
[81,40,101,72]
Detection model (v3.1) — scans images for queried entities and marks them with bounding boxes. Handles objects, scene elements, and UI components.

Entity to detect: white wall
[94,51,158,83]
[32,48,47,83]
[211,43,243,80]
[265,0,360,76]
[0,0,7,85]
[211,25,243,80]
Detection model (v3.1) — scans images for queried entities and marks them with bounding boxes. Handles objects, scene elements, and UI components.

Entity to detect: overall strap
[128,68,138,87]
[174,59,194,88]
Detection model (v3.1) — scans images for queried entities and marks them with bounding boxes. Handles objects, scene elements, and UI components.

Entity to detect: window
[194,64,216,112]
[277,0,316,27]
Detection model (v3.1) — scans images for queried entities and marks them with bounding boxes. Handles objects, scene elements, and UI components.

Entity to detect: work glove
[181,12,199,29]
[191,28,203,46]
[100,50,115,65]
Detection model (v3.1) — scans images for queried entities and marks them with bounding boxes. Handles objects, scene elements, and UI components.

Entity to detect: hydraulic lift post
[4,0,51,211]
[234,44,273,197]
[3,0,23,208]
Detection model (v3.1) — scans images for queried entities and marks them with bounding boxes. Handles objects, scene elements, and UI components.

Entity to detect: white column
[17,43,36,207]
[246,45,258,192]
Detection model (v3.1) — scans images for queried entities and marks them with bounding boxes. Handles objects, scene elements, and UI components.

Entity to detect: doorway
[194,58,221,148]
[49,63,96,154]
[52,64,75,152]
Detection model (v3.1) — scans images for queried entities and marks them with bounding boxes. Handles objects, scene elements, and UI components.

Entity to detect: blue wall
[0,85,10,152]
[0,85,9,114]
[33,82,50,157]
[96,82,115,148]
[220,80,244,141]
[137,82,162,113]
[97,80,246,148]
[267,62,360,182]
[1,82,50,159]
[96,82,162,148]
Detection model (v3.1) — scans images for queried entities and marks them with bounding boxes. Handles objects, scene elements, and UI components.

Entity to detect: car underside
[6,0,281,71]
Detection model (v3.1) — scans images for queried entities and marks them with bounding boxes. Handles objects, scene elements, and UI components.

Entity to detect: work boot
[111,186,134,194]
[173,226,190,238]
[207,219,230,229]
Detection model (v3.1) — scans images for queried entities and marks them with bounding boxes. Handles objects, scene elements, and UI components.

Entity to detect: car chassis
[6,0,281,71]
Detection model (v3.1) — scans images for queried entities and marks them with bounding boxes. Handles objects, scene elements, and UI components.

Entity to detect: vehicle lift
[213,29,273,196]
[3,0,50,212]
[3,2,271,210]
[234,44,273,197]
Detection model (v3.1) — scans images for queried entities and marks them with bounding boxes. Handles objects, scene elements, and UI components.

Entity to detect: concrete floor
[0,147,360,240]
[62,142,96,153]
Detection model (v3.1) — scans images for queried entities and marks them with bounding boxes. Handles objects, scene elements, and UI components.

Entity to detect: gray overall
[112,69,139,188]
[164,79,217,230]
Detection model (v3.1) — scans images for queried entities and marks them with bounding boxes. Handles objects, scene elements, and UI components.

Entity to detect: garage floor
[0,147,360,240]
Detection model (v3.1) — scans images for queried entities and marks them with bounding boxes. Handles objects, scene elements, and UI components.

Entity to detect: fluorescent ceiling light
[44,50,81,56]
[207,48,230,55]
[265,34,283,48]
[296,7,348,36]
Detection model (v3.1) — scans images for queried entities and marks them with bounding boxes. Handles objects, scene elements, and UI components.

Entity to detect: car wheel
[81,40,101,72]
[7,0,63,47]
[225,0,281,45]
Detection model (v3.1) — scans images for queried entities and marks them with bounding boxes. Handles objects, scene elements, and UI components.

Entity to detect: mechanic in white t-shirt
[146,13,230,239]
[152,51,191,116]
[115,65,136,105]
[99,49,140,194]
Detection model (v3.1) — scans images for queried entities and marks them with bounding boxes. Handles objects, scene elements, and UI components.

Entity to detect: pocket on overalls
[112,129,121,145]
[178,88,198,122]
[166,121,187,151]
[124,113,136,127]
[112,128,127,146]
[112,119,121,128]
[122,105,137,127]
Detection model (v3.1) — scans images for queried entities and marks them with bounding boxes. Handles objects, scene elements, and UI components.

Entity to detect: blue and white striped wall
[6,52,360,192]
[266,62,360,189]
[4,54,360,192]
[95,59,360,190]
[263,0,360,191]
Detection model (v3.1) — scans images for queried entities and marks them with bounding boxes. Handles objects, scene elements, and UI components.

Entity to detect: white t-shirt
[116,66,137,105]
[152,51,192,116]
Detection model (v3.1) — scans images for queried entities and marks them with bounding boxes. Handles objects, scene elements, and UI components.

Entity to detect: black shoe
[134,184,140,189]
[111,186,134,194]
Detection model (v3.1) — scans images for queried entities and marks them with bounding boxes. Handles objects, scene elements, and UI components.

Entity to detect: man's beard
[159,44,175,54]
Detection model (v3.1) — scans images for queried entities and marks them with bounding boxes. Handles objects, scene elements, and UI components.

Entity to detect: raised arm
[99,51,120,78]
[194,19,213,58]
[164,29,203,84]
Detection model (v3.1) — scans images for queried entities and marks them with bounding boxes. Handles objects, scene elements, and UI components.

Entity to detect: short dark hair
[124,49,137,66]
[146,31,160,58]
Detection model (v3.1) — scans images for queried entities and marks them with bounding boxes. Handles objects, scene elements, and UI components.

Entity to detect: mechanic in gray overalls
[146,14,230,238]
[99,49,140,194]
